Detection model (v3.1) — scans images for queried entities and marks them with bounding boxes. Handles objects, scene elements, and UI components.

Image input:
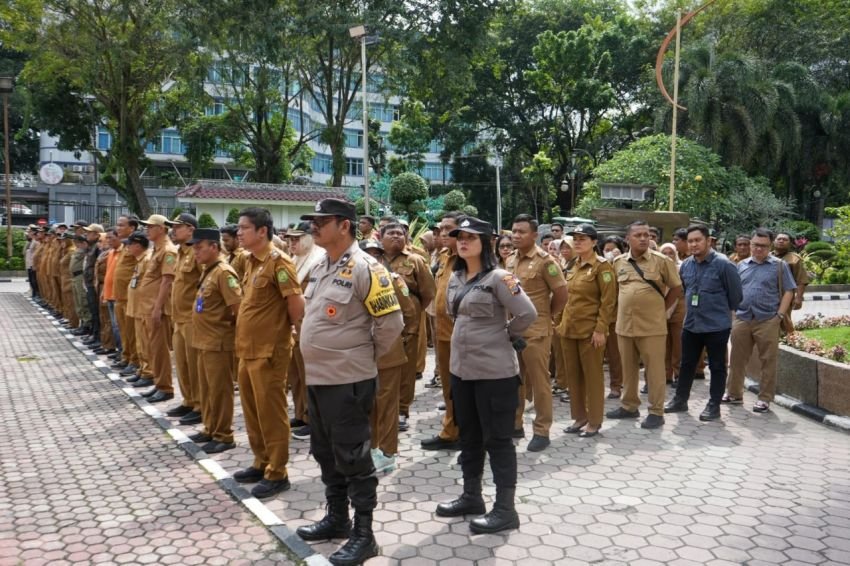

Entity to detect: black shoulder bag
[628,258,665,298]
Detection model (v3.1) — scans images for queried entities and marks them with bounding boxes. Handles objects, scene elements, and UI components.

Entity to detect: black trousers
[451,374,519,489]
[28,269,39,298]
[676,328,731,404]
[308,379,378,512]
[85,284,100,337]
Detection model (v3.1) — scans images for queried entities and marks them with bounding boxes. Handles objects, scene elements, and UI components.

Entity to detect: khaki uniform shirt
[171,243,203,324]
[112,246,136,302]
[234,242,301,359]
[434,249,457,343]
[301,241,404,386]
[126,252,151,319]
[387,250,436,334]
[557,255,617,339]
[192,261,242,352]
[135,240,178,316]
[226,248,248,282]
[50,241,63,277]
[378,273,417,370]
[614,250,682,337]
[773,251,810,287]
[506,246,566,337]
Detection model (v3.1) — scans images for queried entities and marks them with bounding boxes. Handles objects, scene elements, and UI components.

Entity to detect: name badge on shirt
[195,296,204,313]
[130,276,138,289]
[691,294,699,307]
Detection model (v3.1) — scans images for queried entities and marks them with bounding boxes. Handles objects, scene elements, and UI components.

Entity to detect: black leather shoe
[526,435,550,452]
[469,487,519,534]
[664,397,689,413]
[289,417,307,428]
[641,414,665,429]
[606,407,640,419]
[148,390,174,403]
[296,501,352,541]
[251,478,291,499]
[179,411,202,425]
[420,435,461,451]
[141,387,158,397]
[120,365,139,376]
[132,378,154,388]
[189,432,213,443]
[125,374,141,383]
[699,402,721,421]
[201,440,235,454]
[328,511,378,566]
[233,466,264,483]
[166,405,193,417]
[93,348,110,355]
[436,478,485,517]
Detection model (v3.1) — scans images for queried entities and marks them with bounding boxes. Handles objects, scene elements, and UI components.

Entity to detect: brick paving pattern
[0,293,293,566]
[3,284,850,565]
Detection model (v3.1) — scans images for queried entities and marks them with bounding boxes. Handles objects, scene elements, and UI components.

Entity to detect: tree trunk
[124,155,152,218]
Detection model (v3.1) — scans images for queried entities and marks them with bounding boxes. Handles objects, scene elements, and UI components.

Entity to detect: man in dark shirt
[665,225,743,421]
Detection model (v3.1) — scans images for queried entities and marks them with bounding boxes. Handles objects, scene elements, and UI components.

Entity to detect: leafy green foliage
[198,213,218,229]
[226,208,241,224]
[391,172,429,218]
[442,189,468,212]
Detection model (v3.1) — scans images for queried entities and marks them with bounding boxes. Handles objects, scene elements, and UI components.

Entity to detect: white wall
[187,201,317,230]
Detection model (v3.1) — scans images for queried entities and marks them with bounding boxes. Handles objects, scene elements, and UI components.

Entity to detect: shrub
[442,189,467,212]
[226,208,241,224]
[805,241,833,253]
[198,213,218,228]
[8,257,24,270]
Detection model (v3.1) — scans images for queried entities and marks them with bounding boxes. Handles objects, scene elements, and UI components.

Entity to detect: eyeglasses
[310,216,338,228]
[499,244,513,249]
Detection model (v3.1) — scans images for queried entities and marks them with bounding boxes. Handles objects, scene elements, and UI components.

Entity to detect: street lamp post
[0,76,14,258]
[349,25,370,216]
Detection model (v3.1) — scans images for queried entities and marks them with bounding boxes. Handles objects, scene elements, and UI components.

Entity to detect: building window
[161,131,183,155]
[311,154,333,175]
[96,128,112,151]
[420,163,450,182]
[345,157,364,177]
[344,129,363,148]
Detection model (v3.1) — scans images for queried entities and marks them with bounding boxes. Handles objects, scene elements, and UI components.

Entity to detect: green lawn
[799,327,850,350]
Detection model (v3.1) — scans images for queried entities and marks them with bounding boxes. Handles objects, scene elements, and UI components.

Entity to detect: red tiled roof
[177,181,347,203]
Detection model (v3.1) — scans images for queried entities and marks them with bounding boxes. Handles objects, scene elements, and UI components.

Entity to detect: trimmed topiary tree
[198,213,218,228]
[226,207,241,224]
[391,172,428,219]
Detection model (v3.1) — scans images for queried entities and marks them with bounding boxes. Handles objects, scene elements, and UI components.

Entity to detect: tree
[0,49,39,174]
[387,100,431,175]
[226,208,241,224]
[198,213,218,228]
[3,0,195,216]
[390,172,428,219]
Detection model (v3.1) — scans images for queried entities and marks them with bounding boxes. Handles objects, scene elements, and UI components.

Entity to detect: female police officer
[435,216,537,534]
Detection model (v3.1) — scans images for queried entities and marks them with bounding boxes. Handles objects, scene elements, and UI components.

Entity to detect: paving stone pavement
[0,293,293,566]
[5,287,850,565]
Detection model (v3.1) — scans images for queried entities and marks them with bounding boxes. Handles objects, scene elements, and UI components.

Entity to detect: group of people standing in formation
[23,200,810,565]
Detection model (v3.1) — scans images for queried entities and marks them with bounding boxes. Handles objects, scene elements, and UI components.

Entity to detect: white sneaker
[372,450,396,474]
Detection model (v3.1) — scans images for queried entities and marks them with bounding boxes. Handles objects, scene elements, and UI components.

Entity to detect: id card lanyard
[195,261,222,313]
[689,255,713,307]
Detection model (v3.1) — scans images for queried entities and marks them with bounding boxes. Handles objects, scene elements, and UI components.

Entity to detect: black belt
[72,270,82,276]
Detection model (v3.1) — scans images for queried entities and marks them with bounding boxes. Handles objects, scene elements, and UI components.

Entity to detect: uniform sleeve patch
[276,269,289,283]
[547,263,559,277]
[602,271,612,283]
[227,276,239,288]
[164,254,175,264]
[502,274,522,295]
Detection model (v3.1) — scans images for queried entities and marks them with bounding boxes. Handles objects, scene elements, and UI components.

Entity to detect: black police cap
[566,223,598,240]
[187,228,221,245]
[122,231,149,248]
[301,198,356,222]
[448,216,492,238]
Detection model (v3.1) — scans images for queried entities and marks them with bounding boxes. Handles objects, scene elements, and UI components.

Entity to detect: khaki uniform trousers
[51,275,63,312]
[605,321,623,391]
[133,317,154,378]
[198,350,235,443]
[371,364,402,456]
[553,336,568,390]
[666,318,684,381]
[288,341,308,423]
[514,335,553,437]
[238,344,292,481]
[142,315,173,393]
[398,335,420,417]
[562,337,605,427]
[435,340,459,441]
[417,314,427,374]
[619,335,667,416]
[727,317,781,402]
[173,322,200,411]
[116,301,139,366]
[99,302,115,349]
[62,281,79,328]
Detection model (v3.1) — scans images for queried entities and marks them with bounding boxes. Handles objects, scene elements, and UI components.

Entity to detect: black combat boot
[469,486,520,534]
[436,477,486,517]
[328,511,379,566]
[296,500,352,541]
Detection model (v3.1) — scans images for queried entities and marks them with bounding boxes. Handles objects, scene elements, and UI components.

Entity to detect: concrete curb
[743,377,850,433]
[30,299,332,566]
[804,294,850,302]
